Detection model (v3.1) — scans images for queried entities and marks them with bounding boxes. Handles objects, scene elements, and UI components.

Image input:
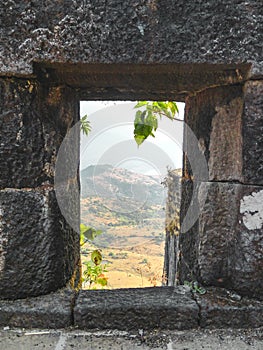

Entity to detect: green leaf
[184,280,206,295]
[134,110,143,123]
[80,224,103,241]
[134,101,148,108]
[145,112,158,131]
[157,101,168,110]
[134,122,153,146]
[91,249,102,265]
[80,232,86,247]
[80,115,91,135]
[134,134,146,146]
[133,101,178,146]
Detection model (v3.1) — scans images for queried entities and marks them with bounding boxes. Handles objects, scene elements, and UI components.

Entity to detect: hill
[80,164,177,289]
[80,164,166,206]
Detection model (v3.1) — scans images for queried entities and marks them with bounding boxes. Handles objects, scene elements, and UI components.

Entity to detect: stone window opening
[79,100,185,290]
[2,62,261,331]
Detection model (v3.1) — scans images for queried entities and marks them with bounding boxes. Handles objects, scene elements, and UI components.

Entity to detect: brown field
[81,196,166,289]
[81,226,165,289]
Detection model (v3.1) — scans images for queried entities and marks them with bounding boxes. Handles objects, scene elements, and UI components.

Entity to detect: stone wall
[0,79,80,299]
[0,1,262,76]
[179,82,263,300]
[0,1,262,302]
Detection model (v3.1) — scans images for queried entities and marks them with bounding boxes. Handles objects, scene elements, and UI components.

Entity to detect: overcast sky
[79,101,185,177]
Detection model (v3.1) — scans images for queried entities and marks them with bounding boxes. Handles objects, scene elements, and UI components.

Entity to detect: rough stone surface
[179,182,263,300]
[208,98,243,181]
[0,0,262,308]
[196,287,263,329]
[184,82,263,185]
[0,78,46,188]
[0,289,75,328]
[0,76,80,299]
[0,189,79,299]
[179,178,199,283]
[0,78,78,189]
[74,287,199,330]
[0,1,262,76]
[243,80,263,185]
[1,286,263,332]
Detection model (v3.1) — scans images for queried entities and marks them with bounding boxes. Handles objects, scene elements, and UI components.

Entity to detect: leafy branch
[80,101,180,146]
[133,101,180,146]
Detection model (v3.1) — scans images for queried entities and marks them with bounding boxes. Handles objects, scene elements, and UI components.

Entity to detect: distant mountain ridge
[80,164,166,206]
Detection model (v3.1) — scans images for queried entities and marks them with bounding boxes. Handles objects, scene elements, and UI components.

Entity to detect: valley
[80,164,167,289]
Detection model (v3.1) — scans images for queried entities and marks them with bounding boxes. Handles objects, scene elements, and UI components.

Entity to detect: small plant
[83,261,108,289]
[184,280,206,295]
[82,249,108,289]
[80,223,108,289]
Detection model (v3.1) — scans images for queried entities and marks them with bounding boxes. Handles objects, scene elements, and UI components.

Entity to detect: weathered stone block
[0,289,75,328]
[184,85,244,182]
[243,80,263,185]
[0,78,78,189]
[196,287,263,328]
[0,188,79,299]
[74,287,199,330]
[179,179,199,282]
[208,98,243,181]
[0,78,45,188]
[179,182,263,300]
[0,1,262,75]
[184,82,263,185]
